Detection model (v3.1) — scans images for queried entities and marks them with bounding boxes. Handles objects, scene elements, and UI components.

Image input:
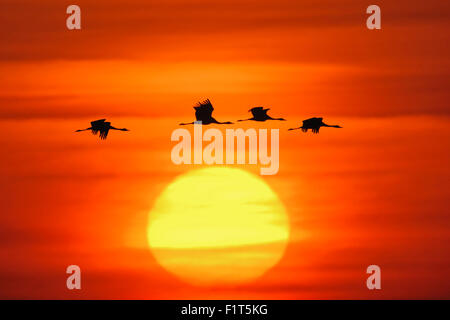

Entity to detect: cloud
[0,0,448,62]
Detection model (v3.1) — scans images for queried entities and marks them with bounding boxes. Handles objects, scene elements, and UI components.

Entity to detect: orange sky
[0,0,449,299]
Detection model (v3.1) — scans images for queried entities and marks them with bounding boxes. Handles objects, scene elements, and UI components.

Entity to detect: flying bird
[288,117,342,134]
[179,99,233,125]
[75,119,129,140]
[237,107,286,122]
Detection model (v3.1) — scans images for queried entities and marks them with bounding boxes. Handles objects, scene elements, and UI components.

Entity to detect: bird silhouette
[75,119,129,140]
[179,99,233,125]
[288,117,342,134]
[237,107,286,122]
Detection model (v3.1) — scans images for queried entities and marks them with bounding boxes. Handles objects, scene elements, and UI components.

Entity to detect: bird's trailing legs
[288,126,306,131]
[75,127,92,132]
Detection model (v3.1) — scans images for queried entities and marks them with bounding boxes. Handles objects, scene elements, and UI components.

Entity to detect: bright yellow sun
[147,167,290,286]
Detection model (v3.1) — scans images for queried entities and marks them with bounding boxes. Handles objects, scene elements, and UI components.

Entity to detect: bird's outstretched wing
[90,119,107,135]
[99,122,111,140]
[303,117,322,127]
[194,99,214,121]
[249,107,266,118]
[302,118,323,133]
[99,128,110,139]
[91,119,106,126]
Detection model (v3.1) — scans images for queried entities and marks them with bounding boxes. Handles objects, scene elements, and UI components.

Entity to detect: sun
[147,167,290,286]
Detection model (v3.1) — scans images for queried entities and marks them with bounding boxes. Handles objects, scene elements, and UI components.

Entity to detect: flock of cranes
[75,99,342,140]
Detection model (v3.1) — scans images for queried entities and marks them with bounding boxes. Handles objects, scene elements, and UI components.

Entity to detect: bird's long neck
[237,118,252,122]
[322,123,340,128]
[109,126,128,131]
[212,118,232,124]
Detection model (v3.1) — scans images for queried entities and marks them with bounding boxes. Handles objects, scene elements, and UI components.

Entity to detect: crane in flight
[180,99,233,125]
[75,119,129,140]
[237,107,286,122]
[289,117,342,134]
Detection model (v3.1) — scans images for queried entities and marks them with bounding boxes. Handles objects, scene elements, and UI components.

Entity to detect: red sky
[0,0,449,299]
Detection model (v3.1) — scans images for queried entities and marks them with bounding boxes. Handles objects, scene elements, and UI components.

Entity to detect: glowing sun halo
[147,167,290,286]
